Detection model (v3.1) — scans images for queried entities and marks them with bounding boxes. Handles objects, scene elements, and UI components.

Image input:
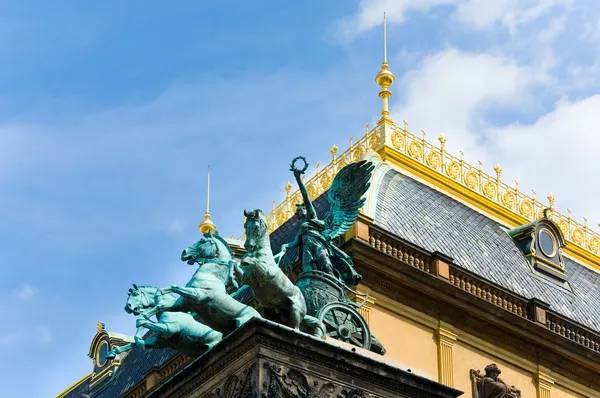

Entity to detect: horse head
[125,284,158,315]
[243,209,269,252]
[181,232,234,265]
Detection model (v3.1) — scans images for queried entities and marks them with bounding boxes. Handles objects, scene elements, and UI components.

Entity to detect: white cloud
[486,95,600,222]
[334,0,456,38]
[36,327,52,345]
[387,45,600,225]
[334,0,572,38]
[392,48,545,155]
[454,0,571,33]
[14,285,38,300]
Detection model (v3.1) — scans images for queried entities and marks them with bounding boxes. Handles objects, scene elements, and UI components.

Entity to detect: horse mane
[211,233,235,258]
[128,285,158,295]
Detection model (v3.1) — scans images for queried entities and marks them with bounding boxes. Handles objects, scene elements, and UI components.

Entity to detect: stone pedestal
[149,318,463,398]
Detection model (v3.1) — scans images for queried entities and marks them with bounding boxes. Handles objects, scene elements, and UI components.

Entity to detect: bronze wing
[324,160,375,240]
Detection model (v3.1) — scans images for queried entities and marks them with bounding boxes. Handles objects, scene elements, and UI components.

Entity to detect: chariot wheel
[317,302,371,350]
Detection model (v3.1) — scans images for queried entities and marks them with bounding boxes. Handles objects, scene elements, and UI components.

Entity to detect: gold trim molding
[55,372,92,398]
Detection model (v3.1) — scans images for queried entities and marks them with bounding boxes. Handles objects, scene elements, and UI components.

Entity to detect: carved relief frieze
[205,363,257,398]
[261,361,374,398]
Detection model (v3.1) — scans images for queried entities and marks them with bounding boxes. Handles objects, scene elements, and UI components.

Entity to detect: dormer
[87,322,133,390]
[508,212,566,280]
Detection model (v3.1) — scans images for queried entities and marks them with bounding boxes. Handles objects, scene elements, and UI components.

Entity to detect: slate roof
[375,168,600,333]
[63,343,177,398]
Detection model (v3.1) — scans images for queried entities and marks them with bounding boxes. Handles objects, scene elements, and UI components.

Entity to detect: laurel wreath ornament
[290,156,309,174]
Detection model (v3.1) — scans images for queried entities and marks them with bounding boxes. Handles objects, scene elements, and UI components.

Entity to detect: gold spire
[375,13,395,122]
[198,166,217,235]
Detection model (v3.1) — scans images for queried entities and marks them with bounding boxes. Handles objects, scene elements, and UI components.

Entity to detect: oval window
[97,341,109,368]
[539,229,556,257]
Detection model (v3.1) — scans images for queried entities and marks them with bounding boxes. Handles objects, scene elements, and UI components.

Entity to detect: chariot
[295,270,371,350]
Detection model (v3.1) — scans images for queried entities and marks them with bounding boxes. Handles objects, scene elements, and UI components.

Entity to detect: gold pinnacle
[198,166,217,235]
[375,13,395,120]
[494,165,502,178]
[438,135,447,149]
[97,322,105,332]
[548,193,555,209]
[330,144,338,157]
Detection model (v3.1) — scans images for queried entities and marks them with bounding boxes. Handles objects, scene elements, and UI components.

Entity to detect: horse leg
[106,336,166,359]
[287,297,306,330]
[106,342,134,359]
[140,319,172,336]
[301,315,326,339]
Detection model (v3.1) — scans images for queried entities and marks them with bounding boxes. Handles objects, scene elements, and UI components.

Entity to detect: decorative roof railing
[254,120,600,261]
[366,222,600,355]
[379,120,600,256]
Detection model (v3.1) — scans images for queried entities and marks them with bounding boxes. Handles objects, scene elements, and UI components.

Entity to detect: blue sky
[2,1,600,396]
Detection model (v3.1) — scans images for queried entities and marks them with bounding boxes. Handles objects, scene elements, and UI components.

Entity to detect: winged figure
[281,157,374,286]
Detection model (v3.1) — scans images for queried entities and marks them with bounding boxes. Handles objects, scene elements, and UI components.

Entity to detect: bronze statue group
[108,158,375,360]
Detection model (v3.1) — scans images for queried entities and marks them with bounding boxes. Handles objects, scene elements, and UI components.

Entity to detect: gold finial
[438,134,447,149]
[494,164,502,179]
[97,322,105,333]
[375,13,395,121]
[330,144,338,157]
[285,181,293,195]
[198,166,217,235]
[548,193,555,210]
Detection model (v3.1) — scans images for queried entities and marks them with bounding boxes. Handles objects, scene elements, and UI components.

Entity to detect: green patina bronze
[281,157,375,287]
[142,232,261,334]
[109,233,261,359]
[238,209,325,338]
[111,158,377,358]
[106,285,222,359]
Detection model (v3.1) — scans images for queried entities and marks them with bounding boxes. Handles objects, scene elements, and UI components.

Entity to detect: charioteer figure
[281,157,374,287]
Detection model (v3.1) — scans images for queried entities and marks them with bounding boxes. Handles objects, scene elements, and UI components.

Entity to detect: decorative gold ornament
[494,164,503,179]
[408,140,423,159]
[353,144,365,162]
[464,170,478,190]
[558,220,569,237]
[519,200,533,218]
[572,228,585,245]
[446,161,460,180]
[369,133,379,151]
[391,129,405,151]
[338,157,348,170]
[307,182,318,199]
[548,193,555,209]
[426,151,441,170]
[320,171,332,190]
[502,191,516,209]
[276,210,286,225]
[438,134,447,149]
[589,237,600,253]
[483,180,496,199]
